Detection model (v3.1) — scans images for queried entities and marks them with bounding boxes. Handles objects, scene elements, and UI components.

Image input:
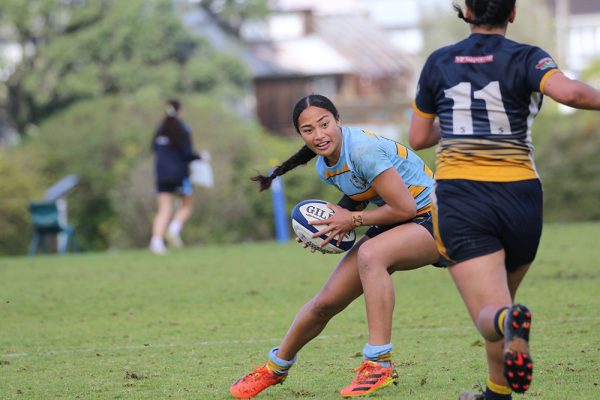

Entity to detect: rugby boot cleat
[503,304,533,393]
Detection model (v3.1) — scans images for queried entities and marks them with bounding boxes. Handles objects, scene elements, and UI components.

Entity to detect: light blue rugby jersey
[316,126,434,213]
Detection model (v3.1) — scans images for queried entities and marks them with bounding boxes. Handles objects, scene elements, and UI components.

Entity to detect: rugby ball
[291,199,356,254]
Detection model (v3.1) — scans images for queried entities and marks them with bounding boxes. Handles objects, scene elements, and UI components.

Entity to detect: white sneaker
[149,241,167,255]
[165,231,183,249]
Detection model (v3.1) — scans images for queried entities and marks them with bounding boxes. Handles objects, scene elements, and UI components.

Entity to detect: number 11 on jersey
[444,81,512,135]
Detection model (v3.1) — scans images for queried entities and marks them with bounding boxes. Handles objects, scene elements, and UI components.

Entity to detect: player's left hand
[309,202,354,247]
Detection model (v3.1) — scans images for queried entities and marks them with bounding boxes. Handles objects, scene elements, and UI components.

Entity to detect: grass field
[1,222,599,399]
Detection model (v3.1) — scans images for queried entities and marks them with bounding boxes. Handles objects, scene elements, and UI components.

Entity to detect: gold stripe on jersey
[416,203,432,215]
[324,164,350,179]
[408,184,428,199]
[396,143,408,158]
[412,101,436,119]
[423,164,434,178]
[362,129,378,139]
[435,138,538,182]
[349,187,378,202]
[350,184,430,205]
[540,69,560,93]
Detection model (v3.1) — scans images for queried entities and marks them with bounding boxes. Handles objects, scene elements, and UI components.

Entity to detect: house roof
[181,7,282,76]
[272,0,367,15]
[314,14,412,79]
[253,36,353,76]
[251,13,411,79]
[183,5,411,80]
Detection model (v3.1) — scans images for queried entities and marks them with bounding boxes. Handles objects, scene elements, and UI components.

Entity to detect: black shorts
[365,212,434,238]
[432,179,543,272]
[365,212,447,268]
[156,177,193,195]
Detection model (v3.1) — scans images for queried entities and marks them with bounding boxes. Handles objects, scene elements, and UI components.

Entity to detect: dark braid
[453,0,515,27]
[250,145,317,192]
[250,93,339,192]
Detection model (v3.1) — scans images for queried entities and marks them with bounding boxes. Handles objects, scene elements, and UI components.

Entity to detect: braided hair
[453,0,516,27]
[250,94,340,192]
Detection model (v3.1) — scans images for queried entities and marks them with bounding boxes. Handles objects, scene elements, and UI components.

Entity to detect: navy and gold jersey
[316,126,434,214]
[413,33,559,181]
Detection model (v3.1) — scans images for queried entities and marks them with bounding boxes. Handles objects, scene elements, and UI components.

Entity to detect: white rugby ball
[291,199,356,254]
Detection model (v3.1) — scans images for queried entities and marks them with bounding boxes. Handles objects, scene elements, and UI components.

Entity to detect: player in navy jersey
[230,94,443,398]
[409,1,600,399]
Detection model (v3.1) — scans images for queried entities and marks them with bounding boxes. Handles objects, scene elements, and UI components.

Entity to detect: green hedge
[535,110,600,222]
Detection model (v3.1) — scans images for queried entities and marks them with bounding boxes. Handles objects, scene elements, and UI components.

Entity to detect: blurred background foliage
[3,90,338,254]
[0,0,598,256]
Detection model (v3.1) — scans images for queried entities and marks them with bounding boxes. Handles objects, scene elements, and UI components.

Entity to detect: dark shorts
[365,211,447,268]
[365,212,434,238]
[432,179,543,272]
[156,177,193,196]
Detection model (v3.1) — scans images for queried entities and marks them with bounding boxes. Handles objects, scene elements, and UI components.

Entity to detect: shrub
[535,111,600,222]
[0,149,48,255]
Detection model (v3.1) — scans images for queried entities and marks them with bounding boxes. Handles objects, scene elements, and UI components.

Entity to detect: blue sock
[267,347,296,375]
[362,343,393,368]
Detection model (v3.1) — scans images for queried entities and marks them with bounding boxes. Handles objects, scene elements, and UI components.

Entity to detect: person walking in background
[230,94,443,398]
[408,1,600,399]
[149,99,201,255]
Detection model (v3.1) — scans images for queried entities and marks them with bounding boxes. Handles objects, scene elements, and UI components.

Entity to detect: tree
[199,0,268,37]
[0,0,249,133]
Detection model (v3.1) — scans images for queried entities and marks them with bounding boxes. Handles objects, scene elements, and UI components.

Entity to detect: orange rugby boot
[339,360,398,397]
[230,364,286,399]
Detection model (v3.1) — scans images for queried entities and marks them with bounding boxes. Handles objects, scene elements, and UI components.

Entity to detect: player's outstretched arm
[544,72,600,110]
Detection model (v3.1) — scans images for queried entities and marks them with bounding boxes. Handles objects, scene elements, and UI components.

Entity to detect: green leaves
[1,0,249,130]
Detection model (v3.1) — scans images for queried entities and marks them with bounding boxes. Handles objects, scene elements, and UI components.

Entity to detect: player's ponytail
[453,0,515,27]
[250,145,317,191]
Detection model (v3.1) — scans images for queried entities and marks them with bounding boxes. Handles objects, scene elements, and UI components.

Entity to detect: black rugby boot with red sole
[503,304,533,393]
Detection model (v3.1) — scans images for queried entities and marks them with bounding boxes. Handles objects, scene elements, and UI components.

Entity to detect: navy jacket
[152,121,199,183]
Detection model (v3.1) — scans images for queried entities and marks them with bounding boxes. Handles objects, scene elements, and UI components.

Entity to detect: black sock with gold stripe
[494,307,509,338]
[485,378,512,399]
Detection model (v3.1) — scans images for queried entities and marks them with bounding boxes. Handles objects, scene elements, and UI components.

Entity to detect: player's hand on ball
[309,203,354,248]
[295,236,324,254]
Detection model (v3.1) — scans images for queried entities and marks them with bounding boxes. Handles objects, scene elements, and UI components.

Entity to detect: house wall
[254,75,341,136]
[550,0,600,72]
[254,73,411,137]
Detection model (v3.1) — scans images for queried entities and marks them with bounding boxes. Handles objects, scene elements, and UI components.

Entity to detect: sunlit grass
[1,222,599,399]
